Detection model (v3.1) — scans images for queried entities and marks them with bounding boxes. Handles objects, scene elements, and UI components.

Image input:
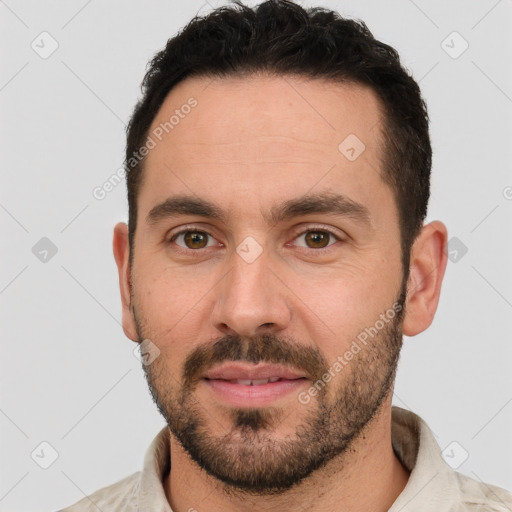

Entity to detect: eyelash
[167,225,344,256]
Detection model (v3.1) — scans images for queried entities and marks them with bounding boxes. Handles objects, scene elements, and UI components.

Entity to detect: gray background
[1,0,511,510]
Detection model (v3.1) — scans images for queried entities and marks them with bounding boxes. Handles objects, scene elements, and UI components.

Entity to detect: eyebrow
[146,192,372,228]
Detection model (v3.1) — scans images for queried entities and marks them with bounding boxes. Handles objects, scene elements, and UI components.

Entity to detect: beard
[134,283,406,497]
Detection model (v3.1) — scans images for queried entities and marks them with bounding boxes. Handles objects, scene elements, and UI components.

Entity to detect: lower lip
[202,378,307,407]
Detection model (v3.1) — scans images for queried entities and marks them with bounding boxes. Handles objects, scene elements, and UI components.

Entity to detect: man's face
[128,75,406,494]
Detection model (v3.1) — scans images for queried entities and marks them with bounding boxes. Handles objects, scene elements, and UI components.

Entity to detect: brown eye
[172,230,213,250]
[293,229,340,250]
[184,231,208,249]
[304,231,330,248]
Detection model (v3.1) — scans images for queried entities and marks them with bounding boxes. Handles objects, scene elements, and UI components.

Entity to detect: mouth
[202,362,307,381]
[204,377,303,386]
[201,363,309,407]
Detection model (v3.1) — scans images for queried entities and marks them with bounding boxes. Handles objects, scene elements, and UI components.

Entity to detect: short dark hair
[125,0,431,276]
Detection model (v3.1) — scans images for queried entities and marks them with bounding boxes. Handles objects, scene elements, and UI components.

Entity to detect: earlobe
[402,221,448,337]
[113,222,139,342]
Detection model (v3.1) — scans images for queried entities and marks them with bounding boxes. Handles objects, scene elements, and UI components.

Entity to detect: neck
[164,398,410,512]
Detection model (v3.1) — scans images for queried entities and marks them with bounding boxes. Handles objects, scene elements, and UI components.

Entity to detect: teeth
[236,379,253,385]
[252,378,270,385]
[233,377,282,386]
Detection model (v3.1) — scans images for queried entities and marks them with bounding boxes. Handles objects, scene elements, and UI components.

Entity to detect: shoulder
[390,407,512,512]
[57,471,141,512]
[453,470,512,512]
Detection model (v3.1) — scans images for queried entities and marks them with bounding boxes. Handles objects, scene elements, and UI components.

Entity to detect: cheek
[134,274,195,353]
[295,263,400,352]
[136,262,206,316]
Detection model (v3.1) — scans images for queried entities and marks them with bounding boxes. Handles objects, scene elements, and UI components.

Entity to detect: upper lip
[203,363,307,381]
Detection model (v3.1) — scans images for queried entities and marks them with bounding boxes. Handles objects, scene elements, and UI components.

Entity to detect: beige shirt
[59,406,512,511]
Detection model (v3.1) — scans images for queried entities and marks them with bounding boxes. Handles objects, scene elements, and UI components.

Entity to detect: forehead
[139,74,393,227]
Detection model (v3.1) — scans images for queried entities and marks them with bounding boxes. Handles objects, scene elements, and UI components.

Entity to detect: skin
[113,74,448,512]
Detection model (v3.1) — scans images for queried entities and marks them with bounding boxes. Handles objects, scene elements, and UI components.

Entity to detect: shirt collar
[138,424,172,511]
[389,406,460,511]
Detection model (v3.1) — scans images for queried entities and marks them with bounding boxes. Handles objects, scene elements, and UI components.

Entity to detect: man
[60,0,512,510]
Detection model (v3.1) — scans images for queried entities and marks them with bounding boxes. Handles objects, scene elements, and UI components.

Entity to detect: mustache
[182,333,328,388]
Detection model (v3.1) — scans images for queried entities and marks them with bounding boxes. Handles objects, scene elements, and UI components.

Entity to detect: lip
[201,362,308,408]
[202,378,308,407]
[202,362,307,381]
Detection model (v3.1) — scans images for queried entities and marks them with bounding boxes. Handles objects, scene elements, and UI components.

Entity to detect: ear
[402,221,448,336]
[113,222,139,342]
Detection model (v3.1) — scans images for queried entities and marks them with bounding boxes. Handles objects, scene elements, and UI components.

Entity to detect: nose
[211,245,291,338]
